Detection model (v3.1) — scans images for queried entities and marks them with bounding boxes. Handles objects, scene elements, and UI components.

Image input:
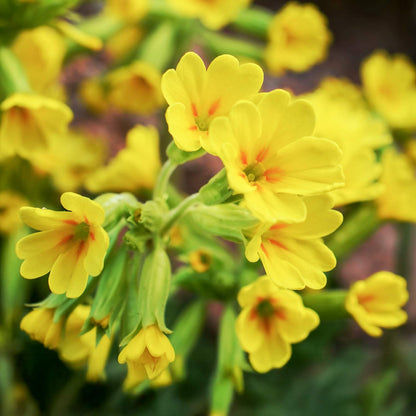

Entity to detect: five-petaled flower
[236,276,319,372]
[210,91,344,223]
[16,192,109,298]
[345,271,408,337]
[161,52,263,154]
[245,195,342,290]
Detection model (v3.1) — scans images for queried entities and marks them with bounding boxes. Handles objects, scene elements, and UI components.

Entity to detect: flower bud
[199,169,234,206]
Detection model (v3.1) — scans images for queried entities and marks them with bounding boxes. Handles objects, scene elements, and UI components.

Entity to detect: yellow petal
[60,192,105,225]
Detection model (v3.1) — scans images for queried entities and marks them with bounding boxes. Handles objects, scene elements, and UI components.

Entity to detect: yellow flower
[376,147,416,222]
[166,0,252,29]
[0,92,73,159]
[161,52,263,154]
[104,0,149,23]
[31,130,107,192]
[78,78,109,114]
[189,249,212,273]
[12,26,66,92]
[107,61,163,115]
[345,272,408,337]
[118,325,175,390]
[265,2,332,75]
[16,192,109,298]
[85,125,160,193]
[236,276,319,372]
[302,78,392,206]
[55,20,103,51]
[58,305,112,382]
[209,91,344,223]
[105,26,143,61]
[361,50,416,130]
[0,191,27,234]
[245,195,342,290]
[20,308,62,349]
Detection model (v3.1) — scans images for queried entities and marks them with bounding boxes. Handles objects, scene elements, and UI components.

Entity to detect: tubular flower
[107,61,163,115]
[209,90,344,223]
[85,125,160,193]
[58,305,112,382]
[236,276,319,373]
[166,0,252,29]
[361,50,416,130]
[345,272,408,337]
[0,191,27,234]
[245,195,342,290]
[265,2,332,75]
[12,26,66,92]
[104,0,149,23]
[118,325,175,390]
[20,308,63,349]
[0,92,73,160]
[376,147,416,222]
[161,52,263,154]
[16,192,109,298]
[302,78,392,206]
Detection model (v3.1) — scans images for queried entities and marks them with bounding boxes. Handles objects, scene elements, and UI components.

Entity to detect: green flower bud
[199,169,234,206]
[136,198,168,233]
[188,204,259,243]
[94,192,140,229]
[137,243,172,332]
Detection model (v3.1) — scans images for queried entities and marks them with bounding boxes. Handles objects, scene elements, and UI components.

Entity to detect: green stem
[302,290,348,320]
[326,203,382,261]
[153,159,178,200]
[160,193,200,235]
[232,6,273,38]
[201,29,264,62]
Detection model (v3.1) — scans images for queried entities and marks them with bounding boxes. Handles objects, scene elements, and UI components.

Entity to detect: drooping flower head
[376,147,416,223]
[166,0,252,29]
[161,52,263,154]
[245,195,342,290]
[16,192,109,298]
[85,125,161,193]
[345,271,408,337]
[58,305,112,382]
[265,2,332,75]
[118,324,175,390]
[20,307,63,349]
[107,61,163,115]
[236,276,319,372]
[209,90,344,223]
[0,92,73,160]
[361,50,416,130]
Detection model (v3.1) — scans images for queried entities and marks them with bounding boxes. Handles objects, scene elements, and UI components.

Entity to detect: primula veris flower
[104,0,149,23]
[86,125,160,193]
[376,147,416,222]
[118,325,175,390]
[245,195,342,290]
[209,90,344,223]
[161,52,263,154]
[79,78,109,115]
[12,26,66,92]
[0,191,27,234]
[302,78,392,206]
[0,92,73,159]
[265,2,332,75]
[16,192,109,298]
[105,26,143,61]
[20,308,62,349]
[236,276,319,372]
[107,61,163,115]
[361,51,416,130]
[31,130,107,192]
[58,305,112,381]
[345,271,408,337]
[166,0,252,29]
